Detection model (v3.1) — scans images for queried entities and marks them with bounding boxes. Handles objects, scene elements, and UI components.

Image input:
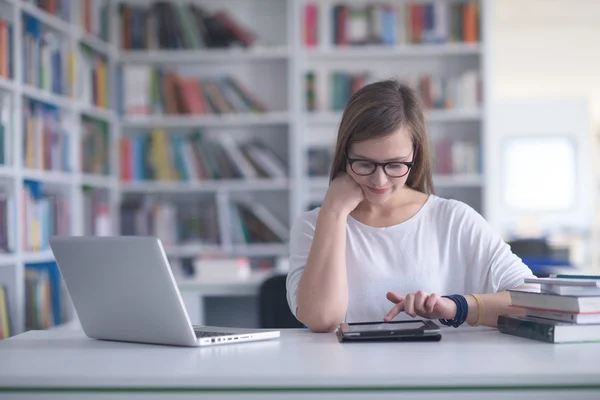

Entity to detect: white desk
[1,327,599,400]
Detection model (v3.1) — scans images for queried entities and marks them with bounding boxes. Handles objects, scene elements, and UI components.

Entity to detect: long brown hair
[328,79,435,195]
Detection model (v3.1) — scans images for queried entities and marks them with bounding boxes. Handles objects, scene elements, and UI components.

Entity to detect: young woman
[286,80,535,333]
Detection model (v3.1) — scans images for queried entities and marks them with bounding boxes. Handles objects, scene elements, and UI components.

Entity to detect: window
[502,136,576,211]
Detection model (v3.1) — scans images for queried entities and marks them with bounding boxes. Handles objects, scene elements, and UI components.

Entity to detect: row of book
[0,191,15,254]
[1,261,67,337]
[2,184,112,254]
[22,14,109,107]
[433,139,480,175]
[123,67,267,116]
[120,196,287,247]
[81,116,109,176]
[307,141,481,178]
[306,70,481,112]
[499,275,600,344]
[24,0,108,42]
[23,99,71,173]
[120,130,287,182]
[80,0,109,42]
[79,44,109,110]
[417,71,481,111]
[0,285,10,339]
[229,199,289,245]
[121,197,219,248]
[22,180,70,252]
[0,18,13,79]
[120,2,255,50]
[22,14,75,97]
[307,147,334,177]
[304,1,479,47]
[24,0,72,23]
[25,261,65,331]
[82,187,111,237]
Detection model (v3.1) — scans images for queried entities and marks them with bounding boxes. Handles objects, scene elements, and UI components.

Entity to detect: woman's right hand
[321,172,364,216]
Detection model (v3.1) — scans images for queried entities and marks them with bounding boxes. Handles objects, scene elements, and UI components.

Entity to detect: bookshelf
[0,0,491,338]
[114,0,297,271]
[299,0,489,214]
[0,0,120,338]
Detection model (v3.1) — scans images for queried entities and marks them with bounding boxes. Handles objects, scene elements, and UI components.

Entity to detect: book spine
[497,315,555,343]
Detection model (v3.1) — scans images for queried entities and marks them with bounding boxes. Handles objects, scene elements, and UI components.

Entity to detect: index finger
[384,301,405,322]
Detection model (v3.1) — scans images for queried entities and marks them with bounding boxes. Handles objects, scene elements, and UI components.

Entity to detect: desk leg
[181,292,204,326]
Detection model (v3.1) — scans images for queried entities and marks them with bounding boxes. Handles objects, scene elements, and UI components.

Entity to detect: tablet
[336,320,441,342]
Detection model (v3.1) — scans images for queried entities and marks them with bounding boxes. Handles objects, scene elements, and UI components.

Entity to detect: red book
[84,0,91,33]
[304,3,318,47]
[463,1,478,43]
[214,12,255,47]
[412,5,424,44]
[337,6,349,46]
[179,78,206,115]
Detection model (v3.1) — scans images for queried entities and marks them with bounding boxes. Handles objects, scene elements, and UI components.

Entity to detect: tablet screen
[347,321,425,332]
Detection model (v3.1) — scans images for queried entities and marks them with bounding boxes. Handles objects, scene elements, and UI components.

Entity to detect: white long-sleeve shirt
[286,195,535,323]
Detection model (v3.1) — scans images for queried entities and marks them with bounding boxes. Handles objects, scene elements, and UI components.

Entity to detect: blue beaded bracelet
[439,294,468,328]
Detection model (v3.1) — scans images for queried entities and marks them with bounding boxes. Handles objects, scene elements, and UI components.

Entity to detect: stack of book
[498,275,600,343]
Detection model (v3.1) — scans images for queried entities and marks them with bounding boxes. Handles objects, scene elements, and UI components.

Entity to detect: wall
[492,0,600,127]
[490,0,600,268]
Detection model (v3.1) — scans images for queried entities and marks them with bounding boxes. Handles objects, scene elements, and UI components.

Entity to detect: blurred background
[0,0,598,337]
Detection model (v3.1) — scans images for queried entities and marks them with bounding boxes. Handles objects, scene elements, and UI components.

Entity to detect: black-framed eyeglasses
[345,152,414,178]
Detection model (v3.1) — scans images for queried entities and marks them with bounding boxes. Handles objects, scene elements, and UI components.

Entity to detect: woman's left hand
[384,291,457,321]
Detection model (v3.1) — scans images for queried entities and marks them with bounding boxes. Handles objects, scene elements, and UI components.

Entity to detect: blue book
[23,180,43,201]
[381,7,395,46]
[25,262,62,326]
[424,4,434,43]
[172,135,189,181]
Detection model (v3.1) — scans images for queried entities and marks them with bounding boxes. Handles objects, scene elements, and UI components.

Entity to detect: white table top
[1,327,599,391]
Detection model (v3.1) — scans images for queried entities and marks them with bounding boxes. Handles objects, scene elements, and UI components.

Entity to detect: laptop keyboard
[195,331,233,338]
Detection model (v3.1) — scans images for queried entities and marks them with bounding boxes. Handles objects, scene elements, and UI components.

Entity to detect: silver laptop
[49,236,280,347]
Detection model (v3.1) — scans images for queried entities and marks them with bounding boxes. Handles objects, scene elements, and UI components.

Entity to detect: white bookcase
[0,0,490,336]
[0,0,120,336]
[300,0,489,213]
